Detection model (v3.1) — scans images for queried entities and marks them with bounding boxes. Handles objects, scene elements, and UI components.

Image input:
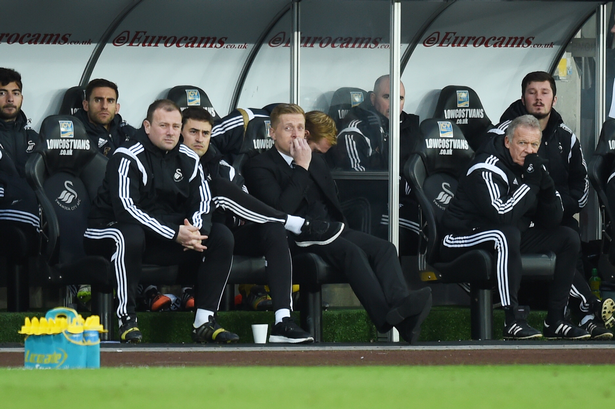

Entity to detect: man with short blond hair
[244,103,432,344]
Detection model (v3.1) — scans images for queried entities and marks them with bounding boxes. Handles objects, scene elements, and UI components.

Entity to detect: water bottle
[589,268,602,300]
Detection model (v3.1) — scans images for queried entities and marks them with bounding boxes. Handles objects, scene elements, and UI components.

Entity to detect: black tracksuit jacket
[88,128,212,238]
[487,100,588,220]
[441,134,563,235]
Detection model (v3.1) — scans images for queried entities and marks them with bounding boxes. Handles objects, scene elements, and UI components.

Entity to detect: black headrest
[595,118,615,157]
[167,85,220,120]
[262,103,281,115]
[328,87,368,128]
[432,85,492,150]
[58,86,85,115]
[38,115,96,175]
[242,115,273,155]
[416,118,474,178]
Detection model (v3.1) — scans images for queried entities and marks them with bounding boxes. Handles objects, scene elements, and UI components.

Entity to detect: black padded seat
[588,119,615,276]
[25,115,115,313]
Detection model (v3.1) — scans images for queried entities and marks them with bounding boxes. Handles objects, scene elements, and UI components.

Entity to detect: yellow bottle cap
[18,317,32,335]
[67,317,84,334]
[84,315,106,332]
[36,318,48,335]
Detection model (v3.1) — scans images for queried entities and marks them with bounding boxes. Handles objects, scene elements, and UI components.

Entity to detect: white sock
[580,314,595,326]
[285,215,305,235]
[275,308,291,324]
[193,309,214,328]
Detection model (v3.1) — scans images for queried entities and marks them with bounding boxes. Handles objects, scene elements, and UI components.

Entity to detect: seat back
[327,87,368,130]
[167,85,220,121]
[589,118,615,233]
[405,118,474,265]
[233,109,273,174]
[58,86,85,115]
[210,107,273,174]
[432,85,492,152]
[26,115,107,265]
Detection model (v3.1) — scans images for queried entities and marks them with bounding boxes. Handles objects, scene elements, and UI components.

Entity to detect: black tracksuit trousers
[441,225,580,322]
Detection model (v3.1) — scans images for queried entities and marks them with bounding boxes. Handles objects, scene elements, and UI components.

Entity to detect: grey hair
[505,114,541,140]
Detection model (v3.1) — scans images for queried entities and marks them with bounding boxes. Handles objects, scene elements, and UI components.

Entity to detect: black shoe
[580,318,613,340]
[294,220,344,247]
[393,289,433,344]
[192,317,239,344]
[119,315,142,343]
[592,298,615,328]
[503,306,542,340]
[269,317,314,343]
[243,285,273,311]
[543,320,591,340]
[144,285,172,312]
[180,287,195,311]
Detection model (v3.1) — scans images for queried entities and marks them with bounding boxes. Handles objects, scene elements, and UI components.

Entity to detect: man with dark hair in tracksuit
[181,106,334,343]
[442,114,589,340]
[72,78,136,158]
[487,71,614,339]
[0,68,41,269]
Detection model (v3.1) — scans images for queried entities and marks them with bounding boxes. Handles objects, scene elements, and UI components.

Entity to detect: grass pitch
[0,365,612,408]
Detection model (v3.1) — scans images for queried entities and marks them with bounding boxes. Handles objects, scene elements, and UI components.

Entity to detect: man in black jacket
[0,68,40,261]
[487,71,613,339]
[334,75,420,171]
[84,99,239,344]
[441,115,589,340]
[72,78,136,157]
[71,78,139,311]
[333,75,421,255]
[244,103,432,344]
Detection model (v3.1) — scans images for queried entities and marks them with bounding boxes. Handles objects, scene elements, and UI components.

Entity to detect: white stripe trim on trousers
[380,214,419,234]
[570,283,590,313]
[84,227,129,319]
[442,229,512,306]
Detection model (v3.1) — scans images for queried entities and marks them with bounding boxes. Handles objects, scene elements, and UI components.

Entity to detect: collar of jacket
[0,110,29,132]
[480,133,521,174]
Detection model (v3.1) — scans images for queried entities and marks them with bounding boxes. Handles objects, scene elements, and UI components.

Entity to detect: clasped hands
[176,219,208,252]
